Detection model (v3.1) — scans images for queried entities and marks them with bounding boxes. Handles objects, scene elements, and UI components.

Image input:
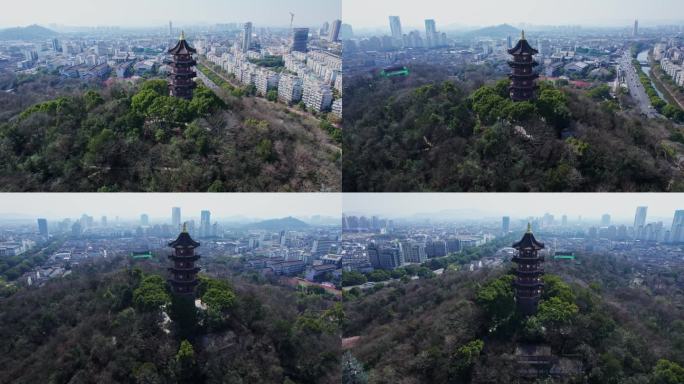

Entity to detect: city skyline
[343,194,683,222]
[0,0,341,29]
[0,193,342,221]
[343,0,684,29]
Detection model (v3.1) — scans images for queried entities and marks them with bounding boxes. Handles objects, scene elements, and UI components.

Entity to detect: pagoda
[168,223,201,296]
[167,31,197,99]
[507,30,539,101]
[512,224,545,315]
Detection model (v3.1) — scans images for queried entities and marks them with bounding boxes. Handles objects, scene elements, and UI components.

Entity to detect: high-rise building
[167,31,197,99]
[502,216,510,234]
[561,215,568,227]
[51,38,61,52]
[634,206,648,229]
[200,210,211,238]
[512,224,545,316]
[101,216,107,227]
[168,224,201,296]
[37,218,48,237]
[425,19,437,48]
[633,19,639,37]
[291,28,309,52]
[319,21,330,37]
[242,22,253,52]
[671,210,684,243]
[601,214,611,227]
[172,207,181,230]
[169,21,173,37]
[508,31,539,101]
[507,35,512,49]
[330,19,342,42]
[368,243,402,270]
[141,214,149,226]
[389,16,403,43]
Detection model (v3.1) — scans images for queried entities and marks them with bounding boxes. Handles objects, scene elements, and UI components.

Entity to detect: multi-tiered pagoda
[507,31,539,101]
[167,31,197,99]
[512,224,545,315]
[168,224,201,296]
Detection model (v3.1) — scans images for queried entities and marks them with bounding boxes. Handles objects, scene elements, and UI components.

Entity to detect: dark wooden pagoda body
[167,32,197,99]
[512,225,545,315]
[168,226,201,296]
[508,32,539,101]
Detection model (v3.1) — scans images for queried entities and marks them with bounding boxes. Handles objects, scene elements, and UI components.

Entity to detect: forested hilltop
[0,258,342,384]
[343,65,684,192]
[0,71,341,191]
[342,250,684,383]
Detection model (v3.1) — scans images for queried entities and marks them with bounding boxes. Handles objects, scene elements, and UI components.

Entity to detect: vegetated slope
[342,254,684,383]
[343,65,684,192]
[0,261,341,384]
[0,76,341,191]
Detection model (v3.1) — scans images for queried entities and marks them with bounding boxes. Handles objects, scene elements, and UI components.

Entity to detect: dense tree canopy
[344,65,682,192]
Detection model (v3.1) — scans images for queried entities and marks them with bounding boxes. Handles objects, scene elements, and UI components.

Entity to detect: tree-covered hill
[343,65,684,192]
[0,74,341,191]
[342,253,684,383]
[0,260,341,384]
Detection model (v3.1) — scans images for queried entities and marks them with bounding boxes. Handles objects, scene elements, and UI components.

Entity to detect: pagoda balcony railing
[169,78,197,85]
[168,267,201,274]
[168,61,197,68]
[508,60,539,67]
[515,268,545,276]
[167,278,200,286]
[509,84,540,91]
[514,281,545,288]
[168,254,200,261]
[512,256,545,263]
[509,73,540,79]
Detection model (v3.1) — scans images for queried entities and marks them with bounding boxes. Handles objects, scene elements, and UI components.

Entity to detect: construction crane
[289,12,295,31]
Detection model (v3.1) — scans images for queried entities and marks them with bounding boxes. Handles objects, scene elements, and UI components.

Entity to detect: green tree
[133,275,170,312]
[83,90,104,111]
[342,352,368,384]
[652,360,684,384]
[476,274,515,323]
[267,89,278,102]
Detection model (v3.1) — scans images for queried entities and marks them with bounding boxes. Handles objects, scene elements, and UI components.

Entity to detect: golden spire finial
[180,30,186,40]
[527,222,532,233]
[182,222,188,233]
[521,30,525,40]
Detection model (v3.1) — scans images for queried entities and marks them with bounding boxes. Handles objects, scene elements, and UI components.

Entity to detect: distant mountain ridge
[466,23,520,38]
[0,24,58,40]
[244,216,310,230]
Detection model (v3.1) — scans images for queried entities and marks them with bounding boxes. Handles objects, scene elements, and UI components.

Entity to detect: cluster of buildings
[202,23,342,116]
[341,220,495,273]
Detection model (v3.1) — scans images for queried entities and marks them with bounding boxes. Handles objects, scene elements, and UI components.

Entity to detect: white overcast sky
[0,193,342,220]
[343,194,683,222]
[0,0,341,29]
[343,0,684,29]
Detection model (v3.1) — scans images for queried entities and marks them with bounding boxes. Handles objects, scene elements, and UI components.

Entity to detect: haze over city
[0,0,341,28]
[343,0,684,29]
[343,193,683,222]
[0,193,342,221]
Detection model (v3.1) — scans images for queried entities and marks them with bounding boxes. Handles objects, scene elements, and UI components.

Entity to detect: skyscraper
[330,19,342,42]
[291,28,309,52]
[601,214,611,227]
[242,22,253,52]
[425,19,437,48]
[141,214,149,226]
[502,216,510,234]
[389,16,403,44]
[633,19,639,36]
[172,207,181,230]
[37,218,48,237]
[200,210,211,238]
[169,21,173,37]
[634,206,648,229]
[671,210,684,243]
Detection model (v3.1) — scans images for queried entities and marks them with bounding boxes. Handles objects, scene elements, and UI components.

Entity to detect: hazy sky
[0,0,341,29]
[0,193,342,221]
[343,0,684,29]
[343,194,683,222]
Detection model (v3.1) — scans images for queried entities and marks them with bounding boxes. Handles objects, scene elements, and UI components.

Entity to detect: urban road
[619,51,659,119]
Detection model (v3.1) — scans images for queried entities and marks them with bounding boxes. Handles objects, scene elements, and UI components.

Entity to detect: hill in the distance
[0,24,58,40]
[245,216,310,230]
[466,23,520,38]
